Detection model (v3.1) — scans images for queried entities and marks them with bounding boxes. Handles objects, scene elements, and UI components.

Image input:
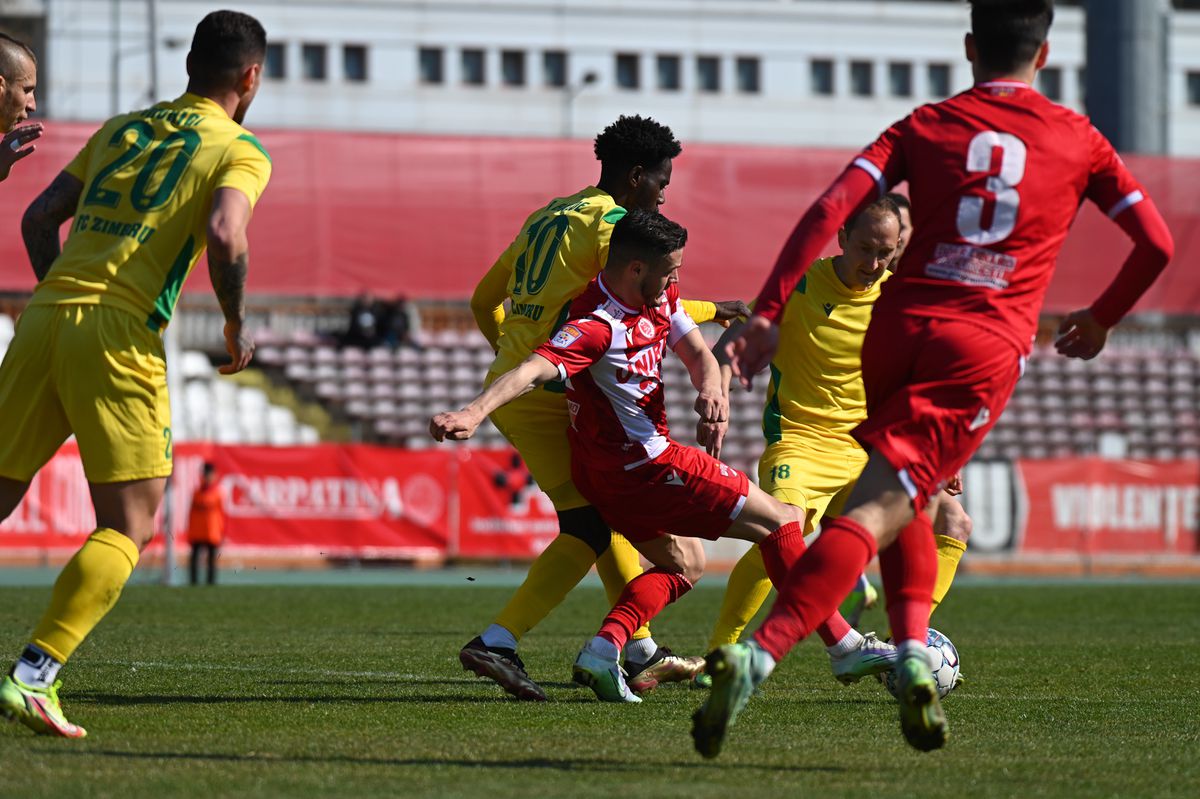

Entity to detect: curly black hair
[593,115,682,174]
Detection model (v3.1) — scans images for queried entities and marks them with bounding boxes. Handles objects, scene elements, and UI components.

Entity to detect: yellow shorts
[757,439,868,533]
[0,304,173,484]
[486,373,586,511]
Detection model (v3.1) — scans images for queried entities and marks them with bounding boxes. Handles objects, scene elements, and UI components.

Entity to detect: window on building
[888,62,912,97]
[1077,66,1087,106]
[850,60,873,97]
[697,56,721,93]
[1188,71,1200,106]
[657,54,681,91]
[301,43,327,81]
[343,45,367,83]
[811,59,834,96]
[501,50,526,87]
[1038,66,1062,101]
[543,51,567,87]
[265,43,286,80]
[462,48,486,86]
[616,53,639,90]
[928,63,951,97]
[736,57,760,94]
[419,47,443,85]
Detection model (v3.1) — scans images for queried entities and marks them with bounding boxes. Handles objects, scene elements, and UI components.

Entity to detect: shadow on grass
[43,747,844,774]
[75,692,600,706]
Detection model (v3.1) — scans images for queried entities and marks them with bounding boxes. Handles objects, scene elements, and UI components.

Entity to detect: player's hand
[219,321,254,375]
[1054,308,1108,361]
[697,418,728,459]
[943,473,964,496]
[711,300,751,328]
[0,122,43,182]
[430,409,483,442]
[726,314,778,389]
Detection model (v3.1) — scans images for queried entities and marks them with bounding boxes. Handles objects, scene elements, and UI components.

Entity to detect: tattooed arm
[207,187,254,375]
[22,171,83,281]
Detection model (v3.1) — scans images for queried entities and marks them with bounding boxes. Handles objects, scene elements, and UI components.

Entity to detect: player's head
[835,196,900,291]
[202,462,217,483]
[607,209,688,306]
[884,191,912,269]
[966,0,1053,78]
[186,10,267,124]
[0,32,37,133]
[594,115,682,212]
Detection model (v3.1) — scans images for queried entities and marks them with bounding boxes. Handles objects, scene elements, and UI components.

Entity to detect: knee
[934,499,972,544]
[557,505,611,557]
[674,538,706,585]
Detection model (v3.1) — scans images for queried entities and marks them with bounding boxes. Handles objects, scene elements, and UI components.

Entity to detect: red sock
[596,567,693,651]
[880,512,937,646]
[759,522,853,647]
[753,517,877,662]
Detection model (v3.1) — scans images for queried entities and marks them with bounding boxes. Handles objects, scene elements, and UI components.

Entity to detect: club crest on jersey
[637,317,655,339]
[551,324,583,348]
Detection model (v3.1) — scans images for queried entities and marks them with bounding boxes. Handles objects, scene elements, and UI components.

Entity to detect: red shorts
[854,313,1023,511]
[572,442,750,543]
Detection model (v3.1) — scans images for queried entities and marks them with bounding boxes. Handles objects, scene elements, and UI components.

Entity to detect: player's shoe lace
[690,642,770,759]
[458,637,547,701]
[625,646,706,695]
[0,673,87,738]
[894,652,949,752]
[572,645,642,703]
[830,631,898,684]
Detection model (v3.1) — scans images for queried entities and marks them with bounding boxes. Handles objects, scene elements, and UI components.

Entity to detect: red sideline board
[0,444,556,560]
[2,446,1196,560]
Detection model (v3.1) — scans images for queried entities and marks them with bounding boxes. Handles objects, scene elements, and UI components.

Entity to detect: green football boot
[1,673,87,738]
[894,652,948,752]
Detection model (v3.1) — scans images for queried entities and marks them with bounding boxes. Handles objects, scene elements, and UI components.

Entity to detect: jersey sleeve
[667,286,698,348]
[214,134,273,208]
[680,299,717,324]
[852,115,911,197]
[471,249,516,348]
[533,317,613,381]
[1084,126,1145,219]
[63,123,111,181]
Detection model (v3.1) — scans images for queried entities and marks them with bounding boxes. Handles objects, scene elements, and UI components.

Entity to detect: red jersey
[852,81,1143,353]
[534,276,698,471]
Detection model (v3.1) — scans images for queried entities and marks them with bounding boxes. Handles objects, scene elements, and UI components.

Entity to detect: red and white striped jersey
[534,275,698,471]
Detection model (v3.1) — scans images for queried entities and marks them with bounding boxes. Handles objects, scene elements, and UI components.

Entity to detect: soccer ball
[882,628,961,700]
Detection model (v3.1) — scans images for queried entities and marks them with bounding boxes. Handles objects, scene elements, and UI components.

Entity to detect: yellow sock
[930,534,967,615]
[31,528,140,664]
[597,533,652,640]
[493,534,596,641]
[708,545,773,650]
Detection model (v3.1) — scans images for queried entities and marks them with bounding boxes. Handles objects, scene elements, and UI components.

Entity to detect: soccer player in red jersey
[432,211,897,703]
[697,0,1174,757]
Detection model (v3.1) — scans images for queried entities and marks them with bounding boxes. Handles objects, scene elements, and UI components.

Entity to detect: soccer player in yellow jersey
[0,33,43,183]
[461,115,747,700]
[0,11,272,738]
[703,196,971,666]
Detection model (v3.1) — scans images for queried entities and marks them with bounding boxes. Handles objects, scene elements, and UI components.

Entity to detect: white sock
[826,628,865,657]
[479,624,518,652]
[13,645,62,690]
[897,639,931,666]
[623,637,657,664]
[586,636,620,662]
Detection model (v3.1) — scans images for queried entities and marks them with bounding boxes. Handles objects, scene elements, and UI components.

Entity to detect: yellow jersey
[472,186,716,376]
[30,93,272,330]
[763,257,888,448]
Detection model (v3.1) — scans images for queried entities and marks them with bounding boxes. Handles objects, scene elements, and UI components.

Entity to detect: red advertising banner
[0,444,559,561]
[1016,459,1200,555]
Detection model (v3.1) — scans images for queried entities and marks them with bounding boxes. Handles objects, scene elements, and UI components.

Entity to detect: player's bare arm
[0,122,43,182]
[674,327,729,457]
[21,171,82,280]
[709,299,751,328]
[470,257,511,350]
[207,187,255,375]
[430,353,560,442]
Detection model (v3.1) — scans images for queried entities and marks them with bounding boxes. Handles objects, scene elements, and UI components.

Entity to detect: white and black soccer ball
[883,627,961,700]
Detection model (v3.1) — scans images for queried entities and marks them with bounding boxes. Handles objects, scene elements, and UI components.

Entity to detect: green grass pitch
[2,581,1198,798]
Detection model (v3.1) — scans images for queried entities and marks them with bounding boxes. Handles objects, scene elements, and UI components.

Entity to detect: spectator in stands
[187,463,226,586]
[342,292,382,348]
[378,294,420,349]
